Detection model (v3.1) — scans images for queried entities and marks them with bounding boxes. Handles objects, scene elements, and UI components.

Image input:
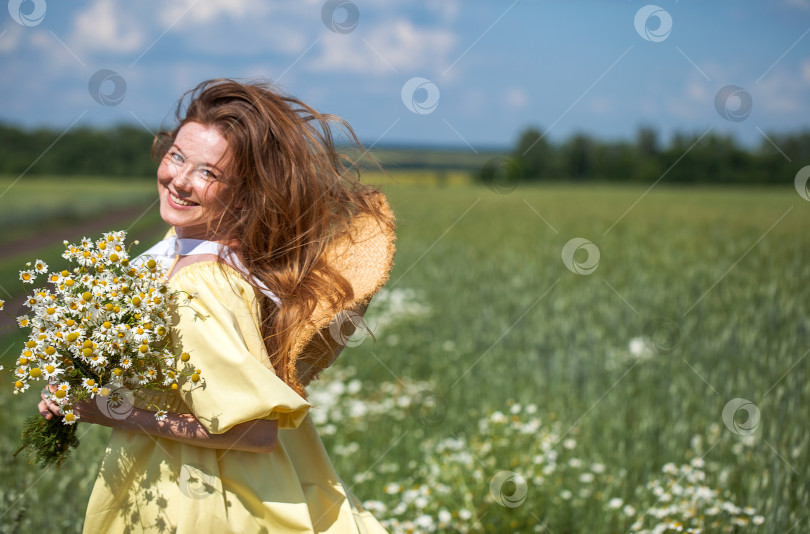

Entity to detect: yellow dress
[82,260,388,533]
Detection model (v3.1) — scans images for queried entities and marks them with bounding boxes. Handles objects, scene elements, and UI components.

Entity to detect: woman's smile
[167,189,199,208]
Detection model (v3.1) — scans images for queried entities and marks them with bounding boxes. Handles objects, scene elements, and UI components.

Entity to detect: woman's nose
[170,160,194,188]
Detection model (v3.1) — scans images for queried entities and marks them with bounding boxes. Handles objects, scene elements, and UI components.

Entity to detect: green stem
[12,415,80,469]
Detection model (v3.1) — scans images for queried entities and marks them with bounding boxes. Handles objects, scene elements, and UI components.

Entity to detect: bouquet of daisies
[4,230,200,468]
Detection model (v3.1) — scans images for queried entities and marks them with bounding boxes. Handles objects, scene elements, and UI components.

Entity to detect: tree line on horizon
[482,126,809,186]
[0,122,807,185]
[0,123,159,177]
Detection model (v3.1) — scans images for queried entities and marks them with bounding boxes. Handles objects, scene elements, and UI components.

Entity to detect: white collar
[133,235,282,307]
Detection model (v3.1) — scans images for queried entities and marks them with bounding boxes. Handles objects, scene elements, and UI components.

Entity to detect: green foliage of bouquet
[2,230,200,469]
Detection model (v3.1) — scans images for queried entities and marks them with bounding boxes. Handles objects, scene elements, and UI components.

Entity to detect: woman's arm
[38,388,278,454]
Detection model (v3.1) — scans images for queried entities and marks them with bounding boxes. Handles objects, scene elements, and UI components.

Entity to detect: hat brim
[292,191,397,390]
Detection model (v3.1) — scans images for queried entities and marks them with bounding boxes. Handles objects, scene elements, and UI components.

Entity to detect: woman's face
[157,121,233,240]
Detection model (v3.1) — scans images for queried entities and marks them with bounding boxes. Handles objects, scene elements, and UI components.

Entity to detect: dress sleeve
[168,262,310,433]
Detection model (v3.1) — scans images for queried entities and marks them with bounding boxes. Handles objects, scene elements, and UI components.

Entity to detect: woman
[38,78,396,533]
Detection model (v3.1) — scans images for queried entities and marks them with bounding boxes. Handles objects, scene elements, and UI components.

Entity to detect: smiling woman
[157,121,233,240]
[36,78,397,534]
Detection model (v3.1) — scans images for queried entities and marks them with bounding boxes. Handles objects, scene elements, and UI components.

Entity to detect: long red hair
[153,78,394,397]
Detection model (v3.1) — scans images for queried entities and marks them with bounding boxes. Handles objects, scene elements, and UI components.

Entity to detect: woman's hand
[38,384,108,425]
[38,384,278,453]
[37,384,61,421]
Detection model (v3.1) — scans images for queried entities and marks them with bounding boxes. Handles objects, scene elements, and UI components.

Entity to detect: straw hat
[291,191,397,393]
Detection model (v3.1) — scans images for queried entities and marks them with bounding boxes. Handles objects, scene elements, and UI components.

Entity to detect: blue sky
[1,0,809,150]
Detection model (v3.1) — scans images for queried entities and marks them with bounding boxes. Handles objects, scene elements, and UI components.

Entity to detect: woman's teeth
[170,191,198,207]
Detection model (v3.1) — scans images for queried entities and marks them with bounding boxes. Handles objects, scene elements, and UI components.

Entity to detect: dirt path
[0,202,169,340]
[0,202,161,260]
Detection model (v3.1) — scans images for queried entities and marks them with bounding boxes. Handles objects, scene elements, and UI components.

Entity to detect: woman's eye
[198,169,217,180]
[169,152,184,163]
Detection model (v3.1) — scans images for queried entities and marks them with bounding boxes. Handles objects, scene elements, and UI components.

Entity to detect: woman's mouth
[169,190,199,207]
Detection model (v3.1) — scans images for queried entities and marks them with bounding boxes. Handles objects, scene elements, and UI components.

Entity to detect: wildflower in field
[362,287,432,337]
[41,363,62,381]
[62,410,78,425]
[621,458,764,533]
[490,411,507,424]
[623,505,636,517]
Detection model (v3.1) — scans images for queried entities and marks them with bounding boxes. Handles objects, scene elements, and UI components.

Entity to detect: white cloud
[685,80,710,103]
[70,0,145,54]
[505,87,528,109]
[159,1,309,57]
[783,0,810,10]
[588,95,613,115]
[426,1,460,23]
[802,59,810,85]
[310,18,456,75]
[160,0,270,25]
[0,24,24,53]
[754,68,807,113]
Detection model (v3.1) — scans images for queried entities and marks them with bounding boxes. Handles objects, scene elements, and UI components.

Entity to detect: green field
[0,177,807,533]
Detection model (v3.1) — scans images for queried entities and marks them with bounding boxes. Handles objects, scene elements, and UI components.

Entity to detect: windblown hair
[152,78,394,397]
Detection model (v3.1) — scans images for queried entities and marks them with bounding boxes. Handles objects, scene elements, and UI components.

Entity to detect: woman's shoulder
[168,259,255,304]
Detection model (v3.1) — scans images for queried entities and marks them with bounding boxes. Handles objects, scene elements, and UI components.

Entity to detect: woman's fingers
[38,392,62,419]
[38,399,53,419]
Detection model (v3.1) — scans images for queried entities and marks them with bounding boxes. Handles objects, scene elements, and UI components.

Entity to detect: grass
[0,179,807,533]
[0,175,155,246]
